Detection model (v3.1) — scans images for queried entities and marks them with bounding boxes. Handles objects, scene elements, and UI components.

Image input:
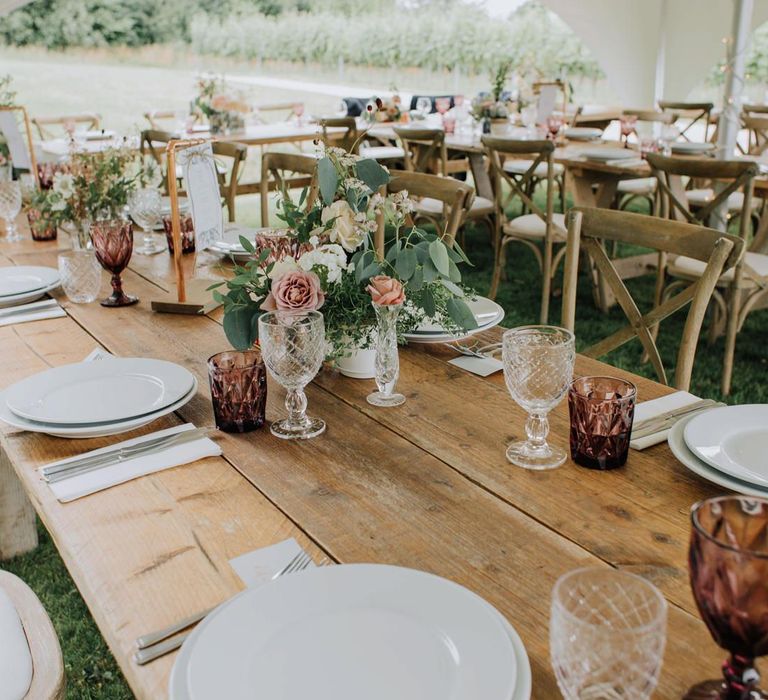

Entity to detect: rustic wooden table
[0,230,748,699]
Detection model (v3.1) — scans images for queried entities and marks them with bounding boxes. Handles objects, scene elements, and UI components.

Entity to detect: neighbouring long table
[0,230,757,699]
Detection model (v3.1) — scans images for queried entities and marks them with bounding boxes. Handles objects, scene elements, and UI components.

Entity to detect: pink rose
[261,270,325,312]
[367,275,405,306]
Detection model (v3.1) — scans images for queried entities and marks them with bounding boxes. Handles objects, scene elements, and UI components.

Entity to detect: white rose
[52,173,74,200]
[268,256,299,280]
[321,200,365,253]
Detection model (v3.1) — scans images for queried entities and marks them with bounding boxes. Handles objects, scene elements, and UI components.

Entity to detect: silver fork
[133,551,314,665]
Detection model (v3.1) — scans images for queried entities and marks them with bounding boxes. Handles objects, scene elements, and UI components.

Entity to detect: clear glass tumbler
[258,310,326,440]
[502,325,575,470]
[551,567,668,700]
[0,181,22,242]
[58,250,102,304]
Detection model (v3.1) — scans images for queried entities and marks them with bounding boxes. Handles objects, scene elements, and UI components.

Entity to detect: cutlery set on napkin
[0,299,66,327]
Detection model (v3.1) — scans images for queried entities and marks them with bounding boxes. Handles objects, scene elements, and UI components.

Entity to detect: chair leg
[540,242,553,324]
[489,237,506,300]
[721,287,742,396]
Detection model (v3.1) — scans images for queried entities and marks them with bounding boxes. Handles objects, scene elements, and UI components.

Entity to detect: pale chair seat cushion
[359,146,405,160]
[670,251,768,283]
[416,195,493,215]
[617,177,657,194]
[0,588,33,700]
[503,212,567,240]
[685,188,754,211]
[503,159,564,178]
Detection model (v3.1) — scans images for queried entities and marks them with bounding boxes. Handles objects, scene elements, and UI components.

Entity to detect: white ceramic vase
[335,343,377,379]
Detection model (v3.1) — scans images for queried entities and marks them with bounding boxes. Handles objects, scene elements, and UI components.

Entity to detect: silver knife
[632,400,721,440]
[43,428,213,483]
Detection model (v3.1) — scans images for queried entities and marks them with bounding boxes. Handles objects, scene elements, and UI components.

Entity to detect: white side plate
[0,266,59,297]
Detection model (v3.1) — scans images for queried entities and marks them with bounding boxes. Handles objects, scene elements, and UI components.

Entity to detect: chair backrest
[320,117,359,153]
[646,153,757,237]
[481,136,562,237]
[658,101,714,142]
[211,140,248,222]
[144,110,180,130]
[561,207,744,390]
[393,127,446,175]
[140,129,175,168]
[741,114,768,156]
[255,102,302,122]
[31,113,100,140]
[386,169,473,247]
[260,151,319,226]
[622,109,677,125]
[0,571,65,700]
[743,103,768,115]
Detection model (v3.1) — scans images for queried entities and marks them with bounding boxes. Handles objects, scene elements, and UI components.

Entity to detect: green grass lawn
[3,48,768,700]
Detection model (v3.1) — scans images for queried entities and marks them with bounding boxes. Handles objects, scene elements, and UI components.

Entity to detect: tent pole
[713,0,753,230]
[654,0,667,106]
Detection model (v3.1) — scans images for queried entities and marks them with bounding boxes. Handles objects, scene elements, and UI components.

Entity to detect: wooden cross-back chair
[386,170,474,247]
[143,109,188,130]
[140,129,174,172]
[647,153,760,394]
[482,136,566,323]
[320,117,359,153]
[394,127,490,241]
[562,207,743,391]
[741,114,768,156]
[31,113,100,140]
[260,151,319,227]
[658,101,714,142]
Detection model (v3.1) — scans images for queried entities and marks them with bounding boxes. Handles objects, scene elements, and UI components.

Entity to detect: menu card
[178,142,223,251]
[0,111,32,170]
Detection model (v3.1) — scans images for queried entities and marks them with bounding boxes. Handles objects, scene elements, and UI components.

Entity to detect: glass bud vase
[366,302,406,407]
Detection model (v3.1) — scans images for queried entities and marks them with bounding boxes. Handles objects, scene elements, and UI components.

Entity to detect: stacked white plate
[0,266,60,308]
[404,296,505,344]
[564,127,603,141]
[669,405,768,496]
[208,225,262,261]
[580,147,636,162]
[0,357,197,438]
[169,564,531,700]
[670,141,715,155]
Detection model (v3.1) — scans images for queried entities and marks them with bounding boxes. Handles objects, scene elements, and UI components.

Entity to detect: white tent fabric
[541,0,768,106]
[0,0,29,16]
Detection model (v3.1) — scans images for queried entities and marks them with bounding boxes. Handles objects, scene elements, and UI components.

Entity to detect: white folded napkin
[630,391,700,451]
[41,424,221,503]
[229,538,315,588]
[448,355,503,377]
[83,347,114,362]
[0,299,65,327]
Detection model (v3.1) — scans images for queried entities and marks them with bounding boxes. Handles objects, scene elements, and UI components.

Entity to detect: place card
[229,538,315,588]
[178,142,223,252]
[448,355,503,377]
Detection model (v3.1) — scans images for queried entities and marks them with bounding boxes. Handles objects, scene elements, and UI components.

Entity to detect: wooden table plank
[0,241,741,697]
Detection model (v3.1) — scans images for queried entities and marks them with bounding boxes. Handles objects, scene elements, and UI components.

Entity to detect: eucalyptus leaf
[238,235,256,254]
[440,278,464,297]
[447,297,479,331]
[317,156,338,204]
[356,158,390,191]
[206,281,225,291]
[428,239,450,276]
[358,260,381,282]
[385,238,401,264]
[355,250,375,283]
[223,305,260,350]
[395,247,417,280]
[422,259,438,283]
[421,288,436,317]
[447,258,461,283]
[409,266,424,292]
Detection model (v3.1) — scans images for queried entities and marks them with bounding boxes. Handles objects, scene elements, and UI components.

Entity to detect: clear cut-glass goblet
[0,180,22,242]
[551,567,668,700]
[128,187,162,255]
[502,325,575,470]
[258,310,326,440]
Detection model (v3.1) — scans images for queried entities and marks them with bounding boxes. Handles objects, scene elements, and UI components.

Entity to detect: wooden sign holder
[151,138,222,315]
[0,105,40,186]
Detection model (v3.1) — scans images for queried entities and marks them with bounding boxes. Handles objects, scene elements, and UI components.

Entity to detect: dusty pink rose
[261,270,325,312]
[367,275,405,306]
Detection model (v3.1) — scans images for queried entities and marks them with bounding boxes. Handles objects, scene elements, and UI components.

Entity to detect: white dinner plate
[564,127,603,141]
[404,296,505,344]
[0,378,197,439]
[669,412,768,498]
[6,358,194,425]
[79,129,116,141]
[0,266,59,297]
[0,280,61,308]
[671,142,715,154]
[684,405,768,487]
[581,147,636,162]
[170,564,519,700]
[208,225,261,261]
